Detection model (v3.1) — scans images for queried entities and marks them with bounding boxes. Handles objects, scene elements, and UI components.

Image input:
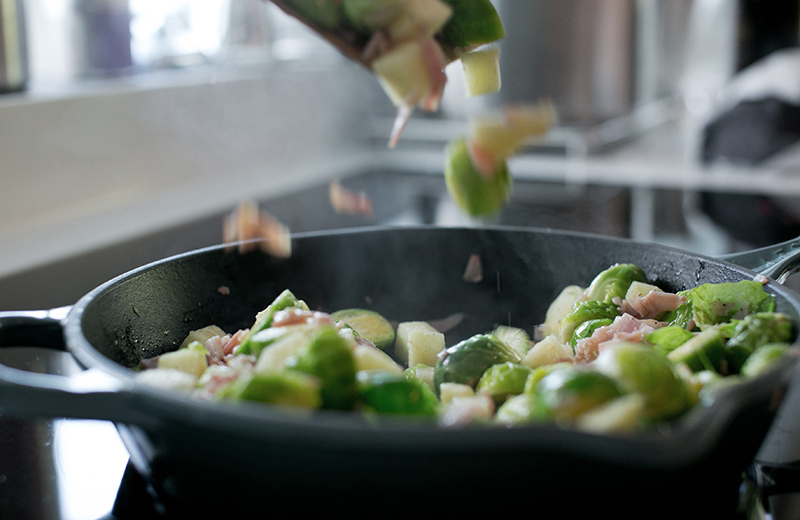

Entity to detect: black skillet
[2,225,800,517]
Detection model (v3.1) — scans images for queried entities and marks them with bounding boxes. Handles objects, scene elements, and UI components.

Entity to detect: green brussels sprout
[570,318,614,347]
[667,327,727,373]
[285,325,359,410]
[556,300,619,345]
[583,263,648,304]
[532,367,625,423]
[490,325,532,357]
[726,312,794,373]
[357,370,440,416]
[523,361,574,393]
[542,285,585,337]
[671,281,776,331]
[697,374,744,405]
[594,342,689,421]
[444,136,511,217]
[475,362,532,404]
[494,393,550,425]
[740,342,791,379]
[217,370,322,409]
[644,325,694,355]
[434,334,523,393]
[238,289,309,356]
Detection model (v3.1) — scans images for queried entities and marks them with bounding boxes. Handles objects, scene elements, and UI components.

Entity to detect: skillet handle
[719,236,800,283]
[0,308,151,425]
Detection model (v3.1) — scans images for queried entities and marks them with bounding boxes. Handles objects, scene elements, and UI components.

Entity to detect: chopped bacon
[223,200,291,258]
[467,139,499,180]
[427,312,465,333]
[388,102,414,148]
[614,291,686,320]
[439,391,496,428]
[574,313,664,363]
[329,181,374,217]
[463,254,483,283]
[418,36,447,112]
[271,309,334,328]
[361,29,393,65]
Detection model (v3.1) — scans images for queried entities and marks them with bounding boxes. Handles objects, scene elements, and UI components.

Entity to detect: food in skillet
[137,263,795,434]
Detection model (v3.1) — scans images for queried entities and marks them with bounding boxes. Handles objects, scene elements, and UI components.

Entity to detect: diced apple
[521,335,574,369]
[438,382,474,403]
[136,368,199,391]
[372,40,431,106]
[394,321,446,367]
[469,102,556,160]
[388,0,453,40]
[157,348,208,380]
[461,47,501,97]
[179,325,227,349]
[352,342,404,373]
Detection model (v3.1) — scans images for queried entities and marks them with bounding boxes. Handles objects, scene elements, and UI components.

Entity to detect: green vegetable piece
[726,312,793,373]
[746,343,792,379]
[444,136,511,217]
[490,325,532,357]
[219,371,322,409]
[644,325,694,355]
[330,308,395,349]
[285,325,359,410]
[342,0,405,32]
[740,343,790,379]
[667,327,727,373]
[238,289,309,356]
[433,333,523,393]
[570,318,614,347]
[494,392,550,425]
[476,362,532,404]
[533,367,624,422]
[683,281,776,329]
[556,300,619,345]
[594,342,689,421]
[357,370,439,416]
[523,362,574,393]
[583,263,648,304]
[439,0,505,48]
[285,0,344,30]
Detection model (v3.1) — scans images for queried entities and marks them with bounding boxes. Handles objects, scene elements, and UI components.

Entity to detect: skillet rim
[60,224,800,466]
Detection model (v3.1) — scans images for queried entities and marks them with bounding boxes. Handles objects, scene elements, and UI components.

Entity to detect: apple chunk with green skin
[461,47,501,97]
[470,103,556,161]
[372,39,433,107]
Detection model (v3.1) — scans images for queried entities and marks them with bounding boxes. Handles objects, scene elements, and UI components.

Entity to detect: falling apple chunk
[461,47,501,98]
[444,102,556,217]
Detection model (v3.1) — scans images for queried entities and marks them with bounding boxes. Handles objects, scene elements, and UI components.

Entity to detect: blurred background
[2,1,800,519]
[3,0,800,311]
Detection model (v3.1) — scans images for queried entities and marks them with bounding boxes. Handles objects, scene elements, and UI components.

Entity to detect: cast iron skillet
[2,225,800,517]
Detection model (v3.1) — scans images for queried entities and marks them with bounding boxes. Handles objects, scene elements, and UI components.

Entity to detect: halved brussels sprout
[556,300,619,345]
[726,312,794,373]
[285,325,359,410]
[475,362,532,404]
[357,370,440,416]
[594,342,689,421]
[434,333,523,393]
[583,263,648,304]
[532,367,625,423]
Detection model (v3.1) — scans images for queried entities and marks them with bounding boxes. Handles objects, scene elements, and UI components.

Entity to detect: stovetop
[2,167,800,519]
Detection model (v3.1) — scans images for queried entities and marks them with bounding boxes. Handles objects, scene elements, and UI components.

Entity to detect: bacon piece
[439,392,496,428]
[463,254,483,283]
[574,313,664,363]
[223,200,291,258]
[388,102,414,148]
[329,181,374,217]
[418,36,447,112]
[614,291,686,320]
[271,309,334,328]
[467,139,500,180]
